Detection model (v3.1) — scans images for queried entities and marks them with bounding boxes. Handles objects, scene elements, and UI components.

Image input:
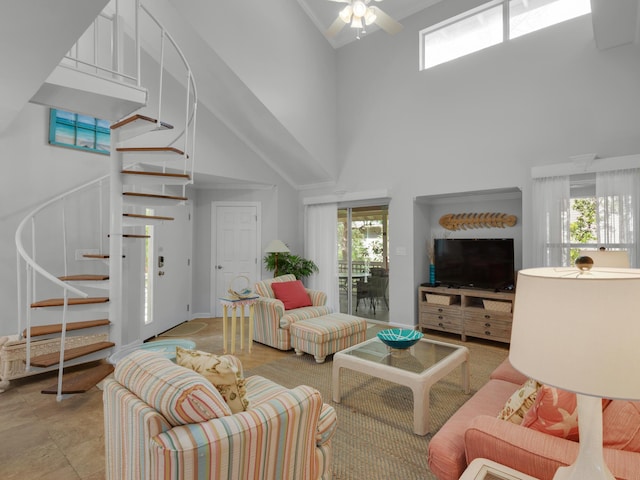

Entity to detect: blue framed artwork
[49,109,110,154]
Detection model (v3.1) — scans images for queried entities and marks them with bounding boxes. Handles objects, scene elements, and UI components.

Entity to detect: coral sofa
[428,358,640,480]
[103,350,336,480]
[253,274,331,350]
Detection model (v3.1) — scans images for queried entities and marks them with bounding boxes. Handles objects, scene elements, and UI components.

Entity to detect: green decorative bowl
[377,329,423,349]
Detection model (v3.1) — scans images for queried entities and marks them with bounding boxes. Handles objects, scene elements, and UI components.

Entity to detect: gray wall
[302,3,640,327]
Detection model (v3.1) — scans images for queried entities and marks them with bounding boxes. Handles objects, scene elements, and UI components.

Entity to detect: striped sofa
[103,350,336,480]
[253,275,331,350]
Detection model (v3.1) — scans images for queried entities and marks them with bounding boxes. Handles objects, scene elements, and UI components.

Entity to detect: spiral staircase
[9,0,197,400]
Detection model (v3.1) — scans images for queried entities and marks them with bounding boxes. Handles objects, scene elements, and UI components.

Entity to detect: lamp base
[552,394,614,480]
[554,464,615,480]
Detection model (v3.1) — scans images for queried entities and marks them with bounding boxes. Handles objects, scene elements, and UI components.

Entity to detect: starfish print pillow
[521,385,580,440]
[521,385,610,441]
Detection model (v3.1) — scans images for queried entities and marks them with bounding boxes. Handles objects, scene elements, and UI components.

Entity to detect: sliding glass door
[338,205,389,321]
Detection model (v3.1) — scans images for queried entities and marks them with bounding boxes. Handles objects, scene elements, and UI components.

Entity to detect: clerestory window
[419,0,591,71]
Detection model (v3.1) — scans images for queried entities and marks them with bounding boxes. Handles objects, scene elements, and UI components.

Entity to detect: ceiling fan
[326,0,403,39]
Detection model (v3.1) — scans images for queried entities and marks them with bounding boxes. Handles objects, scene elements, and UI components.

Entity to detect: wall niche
[413,187,523,289]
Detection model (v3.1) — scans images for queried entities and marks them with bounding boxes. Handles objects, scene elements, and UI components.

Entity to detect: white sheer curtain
[532,175,571,267]
[305,203,339,312]
[596,169,640,267]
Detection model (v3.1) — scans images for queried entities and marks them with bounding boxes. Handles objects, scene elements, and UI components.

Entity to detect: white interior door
[212,203,260,317]
[142,204,192,339]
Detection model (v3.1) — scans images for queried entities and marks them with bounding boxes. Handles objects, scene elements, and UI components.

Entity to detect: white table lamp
[510,265,640,480]
[265,239,290,277]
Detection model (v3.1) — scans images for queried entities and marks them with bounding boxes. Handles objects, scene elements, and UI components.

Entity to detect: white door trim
[210,201,262,317]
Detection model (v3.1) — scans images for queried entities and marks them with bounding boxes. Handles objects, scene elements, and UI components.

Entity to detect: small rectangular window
[509,0,591,40]
[49,109,110,155]
[422,3,503,70]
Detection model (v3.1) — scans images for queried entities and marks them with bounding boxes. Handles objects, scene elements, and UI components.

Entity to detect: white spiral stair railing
[12,0,197,401]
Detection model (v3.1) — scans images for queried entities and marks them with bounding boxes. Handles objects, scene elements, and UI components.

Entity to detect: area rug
[246,338,509,480]
[161,321,207,337]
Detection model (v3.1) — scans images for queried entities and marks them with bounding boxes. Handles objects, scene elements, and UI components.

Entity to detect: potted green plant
[263,253,319,280]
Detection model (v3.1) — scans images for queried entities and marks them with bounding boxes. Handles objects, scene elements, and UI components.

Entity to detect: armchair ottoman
[253,274,331,350]
[290,312,367,363]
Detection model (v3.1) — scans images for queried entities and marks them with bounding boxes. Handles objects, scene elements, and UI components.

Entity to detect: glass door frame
[338,203,389,320]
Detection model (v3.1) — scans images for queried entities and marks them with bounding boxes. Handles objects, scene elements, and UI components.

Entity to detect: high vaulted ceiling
[298,0,640,50]
[1,0,638,192]
[297,0,443,48]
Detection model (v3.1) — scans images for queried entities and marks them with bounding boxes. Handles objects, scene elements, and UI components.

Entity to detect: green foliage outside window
[570,198,596,263]
[337,221,383,262]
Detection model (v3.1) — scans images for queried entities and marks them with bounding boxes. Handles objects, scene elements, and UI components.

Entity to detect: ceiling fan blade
[326,16,347,37]
[370,6,403,35]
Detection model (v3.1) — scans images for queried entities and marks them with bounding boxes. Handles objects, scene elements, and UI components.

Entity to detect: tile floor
[0,317,293,480]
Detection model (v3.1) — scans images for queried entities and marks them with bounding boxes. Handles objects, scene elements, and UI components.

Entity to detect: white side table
[460,458,539,480]
[219,296,259,354]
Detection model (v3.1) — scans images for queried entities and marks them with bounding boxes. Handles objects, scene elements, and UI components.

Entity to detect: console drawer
[464,307,512,323]
[422,304,461,317]
[420,311,462,334]
[464,317,512,343]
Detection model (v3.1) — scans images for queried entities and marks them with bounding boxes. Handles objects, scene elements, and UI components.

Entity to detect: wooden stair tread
[123,213,174,221]
[111,114,173,131]
[123,192,188,201]
[41,363,114,394]
[29,341,115,368]
[31,297,109,308]
[121,170,189,179]
[59,274,109,281]
[108,234,151,239]
[23,319,110,338]
[117,146,186,156]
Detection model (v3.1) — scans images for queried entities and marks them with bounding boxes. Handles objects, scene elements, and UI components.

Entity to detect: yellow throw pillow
[497,378,541,424]
[176,347,250,413]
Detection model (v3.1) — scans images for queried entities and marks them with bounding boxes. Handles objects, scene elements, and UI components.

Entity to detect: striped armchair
[253,274,331,350]
[104,350,336,480]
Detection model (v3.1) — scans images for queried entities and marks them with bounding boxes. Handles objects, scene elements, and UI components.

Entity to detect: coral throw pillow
[271,280,312,310]
[176,347,249,413]
[497,378,541,425]
[521,385,580,440]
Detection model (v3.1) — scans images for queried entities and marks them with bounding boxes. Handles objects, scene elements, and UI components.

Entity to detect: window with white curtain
[532,170,640,267]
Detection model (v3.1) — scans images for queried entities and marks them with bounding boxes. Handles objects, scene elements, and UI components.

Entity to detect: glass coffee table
[332,336,470,436]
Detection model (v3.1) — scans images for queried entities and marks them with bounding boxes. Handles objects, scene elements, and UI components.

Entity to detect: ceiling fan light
[364,9,377,25]
[352,1,367,18]
[339,5,352,23]
[350,16,363,29]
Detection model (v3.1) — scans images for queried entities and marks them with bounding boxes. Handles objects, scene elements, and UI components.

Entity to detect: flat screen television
[433,238,515,291]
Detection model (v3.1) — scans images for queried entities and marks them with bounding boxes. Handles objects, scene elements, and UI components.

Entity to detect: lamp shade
[510,267,640,400]
[265,239,290,254]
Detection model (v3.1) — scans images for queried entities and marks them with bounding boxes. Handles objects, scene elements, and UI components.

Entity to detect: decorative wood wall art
[439,213,517,231]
